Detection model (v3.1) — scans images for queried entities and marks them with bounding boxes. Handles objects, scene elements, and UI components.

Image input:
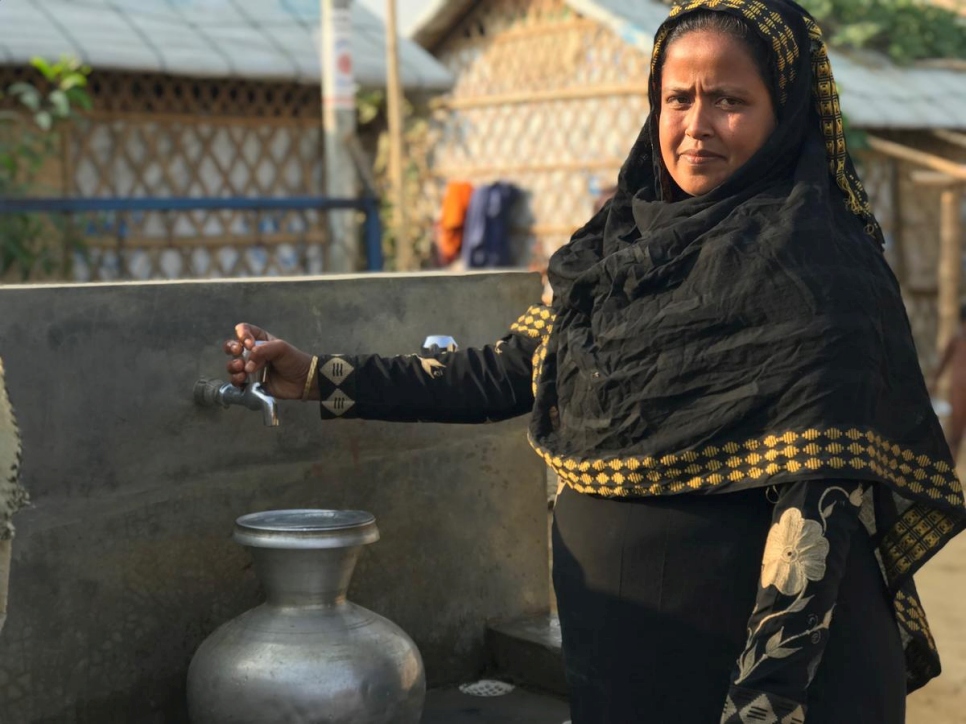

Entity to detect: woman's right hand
[223,323,318,401]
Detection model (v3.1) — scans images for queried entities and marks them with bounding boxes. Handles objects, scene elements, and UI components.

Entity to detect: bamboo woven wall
[858,151,939,371]
[860,137,966,376]
[0,67,331,281]
[425,0,651,268]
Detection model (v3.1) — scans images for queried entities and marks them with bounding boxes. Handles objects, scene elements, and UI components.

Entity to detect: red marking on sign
[337,54,353,75]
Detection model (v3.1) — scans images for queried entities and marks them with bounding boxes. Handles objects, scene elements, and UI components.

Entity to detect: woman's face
[659,30,777,197]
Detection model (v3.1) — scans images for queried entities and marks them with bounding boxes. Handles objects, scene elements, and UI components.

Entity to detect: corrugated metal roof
[410,0,475,49]
[411,0,966,130]
[0,0,454,92]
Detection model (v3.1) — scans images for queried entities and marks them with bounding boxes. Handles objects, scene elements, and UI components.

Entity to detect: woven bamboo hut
[0,0,452,280]
[411,0,966,370]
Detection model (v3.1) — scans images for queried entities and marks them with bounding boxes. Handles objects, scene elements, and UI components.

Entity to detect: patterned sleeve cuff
[721,686,806,724]
[508,304,554,341]
[317,355,359,420]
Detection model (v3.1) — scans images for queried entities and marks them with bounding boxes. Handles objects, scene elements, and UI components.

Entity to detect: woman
[225,1,966,721]
[0,356,26,638]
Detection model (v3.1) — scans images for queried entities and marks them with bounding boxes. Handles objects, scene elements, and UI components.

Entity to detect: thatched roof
[411,0,966,130]
[0,0,454,92]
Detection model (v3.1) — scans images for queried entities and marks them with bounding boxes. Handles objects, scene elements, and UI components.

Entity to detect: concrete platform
[487,613,566,696]
[423,685,570,724]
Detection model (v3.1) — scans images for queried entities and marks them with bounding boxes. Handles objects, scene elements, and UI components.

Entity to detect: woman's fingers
[244,339,287,373]
[225,355,247,386]
[234,323,274,349]
[223,326,310,399]
[226,324,278,386]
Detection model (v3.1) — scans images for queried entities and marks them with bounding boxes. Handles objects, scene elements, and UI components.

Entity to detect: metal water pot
[187,510,425,724]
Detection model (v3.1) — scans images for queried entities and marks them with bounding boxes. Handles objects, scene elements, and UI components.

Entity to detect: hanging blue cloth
[462,182,520,268]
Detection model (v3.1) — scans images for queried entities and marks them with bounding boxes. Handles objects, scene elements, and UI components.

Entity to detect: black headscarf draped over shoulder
[526,0,966,691]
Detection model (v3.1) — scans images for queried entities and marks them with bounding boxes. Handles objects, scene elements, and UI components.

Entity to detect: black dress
[552,484,905,723]
[311,333,907,723]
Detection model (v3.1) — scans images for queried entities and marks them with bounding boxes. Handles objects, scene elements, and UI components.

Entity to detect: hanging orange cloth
[436,181,474,265]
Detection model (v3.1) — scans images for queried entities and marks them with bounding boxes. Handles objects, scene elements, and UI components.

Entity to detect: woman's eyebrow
[662,83,750,96]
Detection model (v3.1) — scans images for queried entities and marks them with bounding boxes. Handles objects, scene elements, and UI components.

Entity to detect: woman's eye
[666,95,689,105]
[719,97,744,108]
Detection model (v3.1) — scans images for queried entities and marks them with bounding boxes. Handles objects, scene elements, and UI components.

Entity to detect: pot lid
[233,509,379,550]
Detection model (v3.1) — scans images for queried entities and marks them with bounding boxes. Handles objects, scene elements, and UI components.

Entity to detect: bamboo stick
[85,111,319,128]
[84,231,328,250]
[866,135,966,183]
[431,84,650,110]
[386,0,410,270]
[433,158,624,177]
[933,130,966,151]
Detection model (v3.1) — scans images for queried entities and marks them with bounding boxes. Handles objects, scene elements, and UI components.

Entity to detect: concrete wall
[0,272,548,723]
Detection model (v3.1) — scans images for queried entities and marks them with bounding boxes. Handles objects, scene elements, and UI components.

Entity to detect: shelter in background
[0,0,452,280]
[411,0,966,371]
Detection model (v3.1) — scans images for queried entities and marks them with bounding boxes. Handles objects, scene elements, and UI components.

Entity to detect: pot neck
[248,545,363,607]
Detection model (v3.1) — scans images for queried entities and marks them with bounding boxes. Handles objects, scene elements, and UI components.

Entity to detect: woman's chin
[678,182,718,197]
[675,170,731,197]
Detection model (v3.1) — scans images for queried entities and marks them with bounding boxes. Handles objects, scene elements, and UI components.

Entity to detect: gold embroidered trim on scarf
[507,305,555,395]
[532,427,962,503]
[881,503,960,581]
[508,305,555,395]
[509,304,555,339]
[894,588,938,656]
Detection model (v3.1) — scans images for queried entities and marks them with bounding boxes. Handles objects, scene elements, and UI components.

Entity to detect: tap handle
[242,341,268,386]
[421,335,458,357]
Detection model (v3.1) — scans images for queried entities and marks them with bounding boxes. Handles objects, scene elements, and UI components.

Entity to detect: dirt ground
[906,530,966,722]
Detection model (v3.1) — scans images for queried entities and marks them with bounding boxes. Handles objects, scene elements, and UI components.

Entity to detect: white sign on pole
[322,0,356,110]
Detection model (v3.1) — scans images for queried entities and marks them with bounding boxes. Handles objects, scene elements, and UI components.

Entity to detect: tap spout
[194,378,280,427]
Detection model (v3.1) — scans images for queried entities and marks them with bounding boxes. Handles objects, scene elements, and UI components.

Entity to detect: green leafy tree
[0,57,92,281]
[795,1,964,64]
[357,90,436,270]
[657,0,965,63]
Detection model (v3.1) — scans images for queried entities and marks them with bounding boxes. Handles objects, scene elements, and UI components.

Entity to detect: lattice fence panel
[0,67,321,119]
[70,208,328,281]
[0,66,330,280]
[65,110,327,280]
[424,0,651,266]
[86,71,322,119]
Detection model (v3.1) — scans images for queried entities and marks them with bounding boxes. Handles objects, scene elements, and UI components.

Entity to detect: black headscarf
[527,0,966,690]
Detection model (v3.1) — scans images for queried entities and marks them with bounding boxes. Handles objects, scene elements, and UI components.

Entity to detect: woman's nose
[685,101,714,139]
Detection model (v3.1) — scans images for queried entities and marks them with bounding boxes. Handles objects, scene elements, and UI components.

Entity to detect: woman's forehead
[661,30,767,81]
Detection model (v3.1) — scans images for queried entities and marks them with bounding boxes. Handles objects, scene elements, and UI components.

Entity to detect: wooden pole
[60,125,74,278]
[937,184,964,372]
[385,0,409,270]
[321,0,359,273]
[933,129,966,152]
[866,135,966,183]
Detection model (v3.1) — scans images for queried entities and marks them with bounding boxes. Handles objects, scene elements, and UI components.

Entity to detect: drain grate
[458,679,516,697]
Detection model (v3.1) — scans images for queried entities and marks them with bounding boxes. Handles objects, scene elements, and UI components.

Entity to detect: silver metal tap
[421,335,458,356]
[195,344,279,427]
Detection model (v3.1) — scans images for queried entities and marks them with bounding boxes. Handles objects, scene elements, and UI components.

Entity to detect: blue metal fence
[0,195,384,277]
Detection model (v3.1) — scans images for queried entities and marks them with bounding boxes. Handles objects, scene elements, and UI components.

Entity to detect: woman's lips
[680,151,724,165]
